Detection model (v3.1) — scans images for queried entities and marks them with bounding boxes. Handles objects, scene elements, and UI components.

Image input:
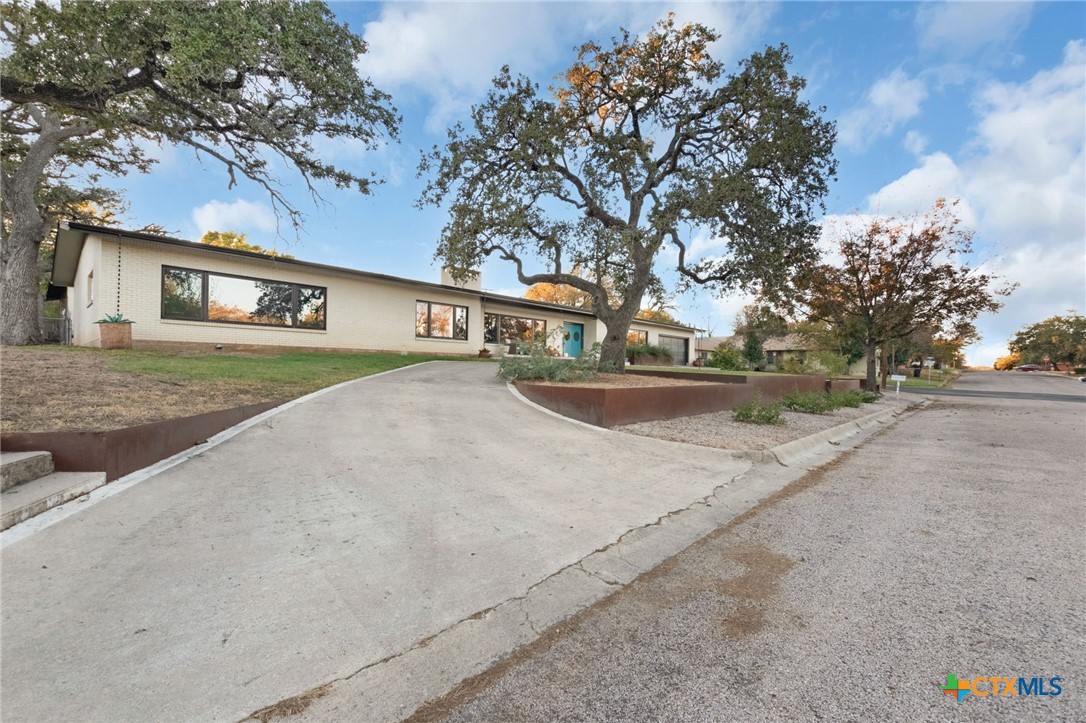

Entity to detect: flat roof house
[50,222,697,364]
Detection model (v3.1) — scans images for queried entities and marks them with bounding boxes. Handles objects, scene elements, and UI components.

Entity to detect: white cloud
[916,1,1033,57]
[903,129,928,155]
[838,69,928,151]
[191,199,277,235]
[355,3,775,134]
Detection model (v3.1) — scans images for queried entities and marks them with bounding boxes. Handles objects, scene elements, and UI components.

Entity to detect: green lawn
[105,349,487,395]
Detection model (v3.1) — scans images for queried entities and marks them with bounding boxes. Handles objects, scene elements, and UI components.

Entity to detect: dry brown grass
[247,682,333,723]
[1,347,282,432]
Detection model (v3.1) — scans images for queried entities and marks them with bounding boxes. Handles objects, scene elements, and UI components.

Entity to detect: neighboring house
[50,222,697,363]
[695,333,839,370]
[694,335,741,362]
[762,334,822,368]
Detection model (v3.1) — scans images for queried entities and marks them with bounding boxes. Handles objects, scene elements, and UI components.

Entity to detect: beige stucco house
[50,222,697,363]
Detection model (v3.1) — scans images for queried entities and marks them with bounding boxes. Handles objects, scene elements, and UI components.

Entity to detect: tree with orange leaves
[420,15,836,371]
[799,199,1015,391]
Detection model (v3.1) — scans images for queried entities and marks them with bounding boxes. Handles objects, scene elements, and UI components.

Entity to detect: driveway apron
[1,362,750,722]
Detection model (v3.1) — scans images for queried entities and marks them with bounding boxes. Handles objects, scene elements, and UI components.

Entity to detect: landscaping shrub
[781,389,838,414]
[626,343,673,361]
[779,357,809,374]
[829,388,866,408]
[499,336,603,382]
[806,350,849,378]
[732,392,783,425]
[708,342,744,371]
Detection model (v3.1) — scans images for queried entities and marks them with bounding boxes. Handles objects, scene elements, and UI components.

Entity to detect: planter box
[630,355,673,366]
[517,381,752,428]
[628,369,827,396]
[98,322,133,349]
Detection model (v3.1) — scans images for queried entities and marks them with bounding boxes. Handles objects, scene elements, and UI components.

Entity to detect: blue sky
[114,2,1085,365]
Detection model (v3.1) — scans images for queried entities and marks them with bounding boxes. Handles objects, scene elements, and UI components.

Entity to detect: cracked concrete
[2,362,754,723]
[292,404,905,722]
[1,362,916,723]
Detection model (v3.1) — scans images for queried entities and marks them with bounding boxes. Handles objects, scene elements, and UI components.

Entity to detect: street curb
[289,396,929,723]
[768,402,921,466]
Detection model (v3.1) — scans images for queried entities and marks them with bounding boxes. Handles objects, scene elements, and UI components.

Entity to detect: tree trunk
[1,223,46,346]
[1,104,93,346]
[880,347,890,391]
[595,306,641,374]
[865,341,879,392]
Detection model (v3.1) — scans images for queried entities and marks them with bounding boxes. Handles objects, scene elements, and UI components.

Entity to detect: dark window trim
[415,299,469,340]
[160,265,327,330]
[485,312,547,343]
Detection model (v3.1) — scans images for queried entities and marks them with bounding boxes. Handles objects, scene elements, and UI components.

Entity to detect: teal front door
[562,322,584,357]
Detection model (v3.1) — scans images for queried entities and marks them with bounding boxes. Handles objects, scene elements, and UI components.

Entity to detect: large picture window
[484,313,546,343]
[161,266,326,329]
[627,330,648,345]
[416,300,468,340]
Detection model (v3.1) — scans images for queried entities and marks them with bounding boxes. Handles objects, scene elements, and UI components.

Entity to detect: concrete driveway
[1,362,750,722]
[431,369,1086,722]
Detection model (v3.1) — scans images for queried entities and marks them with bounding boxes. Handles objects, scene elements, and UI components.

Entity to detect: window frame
[160,265,327,330]
[484,313,547,344]
[415,299,469,341]
[627,330,648,345]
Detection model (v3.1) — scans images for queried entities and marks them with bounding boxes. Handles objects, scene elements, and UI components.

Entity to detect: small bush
[732,392,783,425]
[499,334,603,382]
[779,357,808,375]
[781,389,838,414]
[708,342,744,371]
[829,389,866,408]
[806,350,848,378]
[1074,367,1086,375]
[626,343,673,360]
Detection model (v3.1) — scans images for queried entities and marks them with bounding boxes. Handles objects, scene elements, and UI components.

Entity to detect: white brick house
[50,222,697,363]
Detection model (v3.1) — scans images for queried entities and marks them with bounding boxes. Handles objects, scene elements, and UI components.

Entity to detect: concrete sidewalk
[1,362,753,723]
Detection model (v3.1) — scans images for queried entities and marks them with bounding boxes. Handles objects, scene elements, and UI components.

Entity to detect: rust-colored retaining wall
[827,378,863,391]
[1,401,282,481]
[517,382,756,428]
[520,371,847,428]
[628,369,828,395]
[627,369,749,384]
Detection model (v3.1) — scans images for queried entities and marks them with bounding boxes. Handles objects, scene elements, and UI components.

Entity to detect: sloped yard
[1,346,482,432]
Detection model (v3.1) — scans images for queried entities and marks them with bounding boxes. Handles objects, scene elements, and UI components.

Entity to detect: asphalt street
[424,371,1086,722]
[900,370,1086,403]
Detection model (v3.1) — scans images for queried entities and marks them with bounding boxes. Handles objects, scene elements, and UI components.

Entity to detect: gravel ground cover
[619,395,904,450]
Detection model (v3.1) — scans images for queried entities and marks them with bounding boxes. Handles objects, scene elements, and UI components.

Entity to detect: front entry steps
[1,452,107,532]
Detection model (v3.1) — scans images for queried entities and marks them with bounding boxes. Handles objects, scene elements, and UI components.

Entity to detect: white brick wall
[68,233,696,359]
[72,236,102,346]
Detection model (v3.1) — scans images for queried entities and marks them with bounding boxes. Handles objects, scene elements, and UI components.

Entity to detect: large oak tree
[1,0,397,345]
[419,16,836,371]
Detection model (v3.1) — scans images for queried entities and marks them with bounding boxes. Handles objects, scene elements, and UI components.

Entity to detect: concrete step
[1,451,55,492]
[1,471,107,532]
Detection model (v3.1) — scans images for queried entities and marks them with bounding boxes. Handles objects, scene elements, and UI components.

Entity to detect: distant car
[1017,364,1043,371]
